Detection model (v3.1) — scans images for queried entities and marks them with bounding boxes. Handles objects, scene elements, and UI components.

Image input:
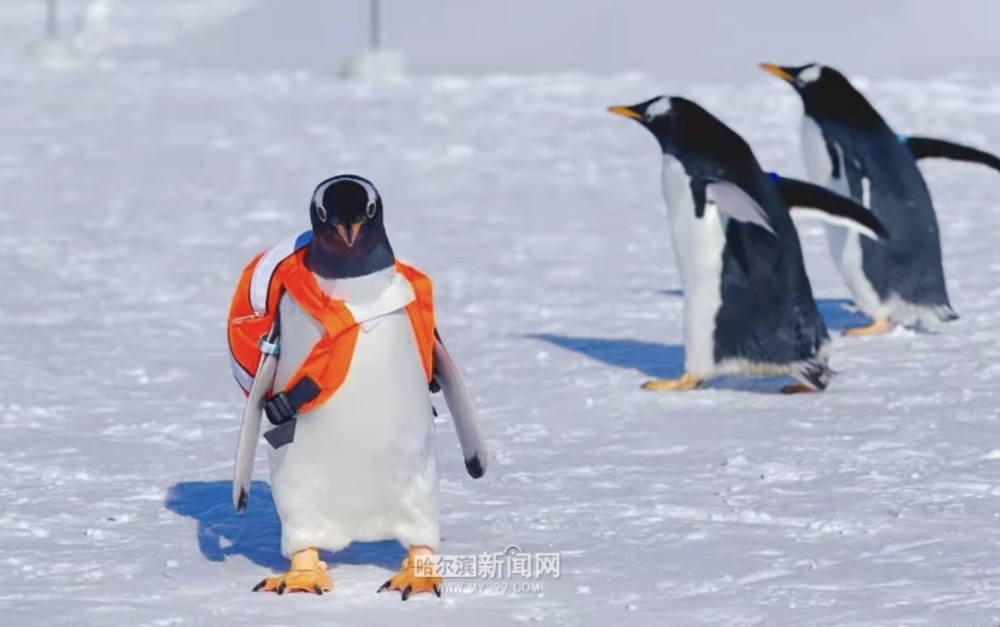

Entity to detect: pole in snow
[46,0,59,40]
[370,0,380,50]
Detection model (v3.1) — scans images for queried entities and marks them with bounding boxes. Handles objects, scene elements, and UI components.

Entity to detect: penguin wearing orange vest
[227,174,487,600]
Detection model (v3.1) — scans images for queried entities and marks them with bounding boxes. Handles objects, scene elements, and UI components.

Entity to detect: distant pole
[45,0,59,40]
[370,0,380,50]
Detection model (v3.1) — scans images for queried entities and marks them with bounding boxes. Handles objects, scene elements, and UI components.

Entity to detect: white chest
[660,155,727,375]
[798,116,882,316]
[800,115,832,184]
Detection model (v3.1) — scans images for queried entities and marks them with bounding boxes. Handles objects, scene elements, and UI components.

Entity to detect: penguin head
[306,174,395,278]
[608,96,679,151]
[608,96,755,164]
[760,62,882,125]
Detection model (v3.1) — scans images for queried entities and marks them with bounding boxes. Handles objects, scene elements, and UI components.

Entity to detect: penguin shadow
[531,333,808,394]
[530,299,871,394]
[659,290,870,333]
[656,288,685,298]
[165,480,406,573]
[531,333,686,380]
[815,298,872,331]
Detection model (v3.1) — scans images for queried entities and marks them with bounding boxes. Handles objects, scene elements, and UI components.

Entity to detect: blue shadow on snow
[532,333,799,393]
[815,298,871,331]
[658,290,870,332]
[531,298,869,393]
[532,334,685,380]
[165,480,406,572]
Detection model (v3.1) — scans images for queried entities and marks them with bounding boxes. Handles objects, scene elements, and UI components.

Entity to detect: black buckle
[264,392,297,425]
[263,376,322,426]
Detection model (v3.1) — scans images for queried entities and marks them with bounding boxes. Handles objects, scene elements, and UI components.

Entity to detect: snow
[3,15,1000,627]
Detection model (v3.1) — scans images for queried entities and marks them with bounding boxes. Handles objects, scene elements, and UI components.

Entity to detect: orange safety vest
[227,231,436,415]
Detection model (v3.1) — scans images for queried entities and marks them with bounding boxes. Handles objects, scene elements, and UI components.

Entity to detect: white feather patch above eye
[312,175,379,216]
[706,182,777,235]
[798,65,822,85]
[645,97,672,120]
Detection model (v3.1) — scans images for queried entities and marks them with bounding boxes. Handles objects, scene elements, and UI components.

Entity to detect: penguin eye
[316,204,327,222]
[366,200,377,218]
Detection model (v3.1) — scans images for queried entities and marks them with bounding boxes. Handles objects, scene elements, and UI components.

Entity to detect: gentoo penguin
[761,62,1000,335]
[226,174,487,599]
[609,96,888,392]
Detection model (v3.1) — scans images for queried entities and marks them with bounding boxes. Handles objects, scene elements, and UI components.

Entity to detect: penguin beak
[608,105,643,121]
[334,222,363,247]
[760,63,796,82]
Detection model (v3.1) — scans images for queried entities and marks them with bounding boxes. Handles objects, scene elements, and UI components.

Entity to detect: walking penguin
[226,174,488,599]
[762,62,1000,335]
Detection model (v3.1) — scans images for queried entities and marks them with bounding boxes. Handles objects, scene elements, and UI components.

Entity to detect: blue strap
[258,336,280,356]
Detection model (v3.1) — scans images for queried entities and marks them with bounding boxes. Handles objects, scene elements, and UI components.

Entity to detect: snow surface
[3,52,1000,627]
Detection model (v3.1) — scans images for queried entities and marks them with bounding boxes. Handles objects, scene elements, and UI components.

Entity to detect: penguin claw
[252,569,333,595]
[377,552,444,600]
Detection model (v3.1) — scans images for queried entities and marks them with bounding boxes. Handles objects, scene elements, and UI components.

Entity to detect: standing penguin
[761,62,1000,335]
[226,174,487,599]
[608,96,888,392]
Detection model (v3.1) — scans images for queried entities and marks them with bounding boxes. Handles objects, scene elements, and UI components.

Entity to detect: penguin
[761,62,1000,335]
[608,96,889,392]
[226,174,487,599]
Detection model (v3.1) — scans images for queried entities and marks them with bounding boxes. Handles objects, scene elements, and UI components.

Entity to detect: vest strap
[264,376,321,426]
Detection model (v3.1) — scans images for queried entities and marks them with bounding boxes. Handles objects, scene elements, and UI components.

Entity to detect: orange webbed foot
[252,548,332,595]
[842,317,894,337]
[641,373,704,391]
[376,546,443,601]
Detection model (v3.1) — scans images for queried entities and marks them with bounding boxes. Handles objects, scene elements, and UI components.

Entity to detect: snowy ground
[3,60,1000,626]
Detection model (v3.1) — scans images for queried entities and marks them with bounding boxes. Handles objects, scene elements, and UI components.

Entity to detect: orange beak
[608,105,643,120]
[335,222,363,247]
[760,63,795,82]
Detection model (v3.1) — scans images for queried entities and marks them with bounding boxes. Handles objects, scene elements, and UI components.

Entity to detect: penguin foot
[641,374,703,391]
[377,546,443,601]
[253,547,332,595]
[842,317,894,337]
[781,383,820,394]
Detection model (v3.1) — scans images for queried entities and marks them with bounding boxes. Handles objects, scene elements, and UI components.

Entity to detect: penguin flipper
[903,135,1000,173]
[769,173,890,241]
[232,321,281,513]
[431,329,488,479]
[704,180,777,236]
